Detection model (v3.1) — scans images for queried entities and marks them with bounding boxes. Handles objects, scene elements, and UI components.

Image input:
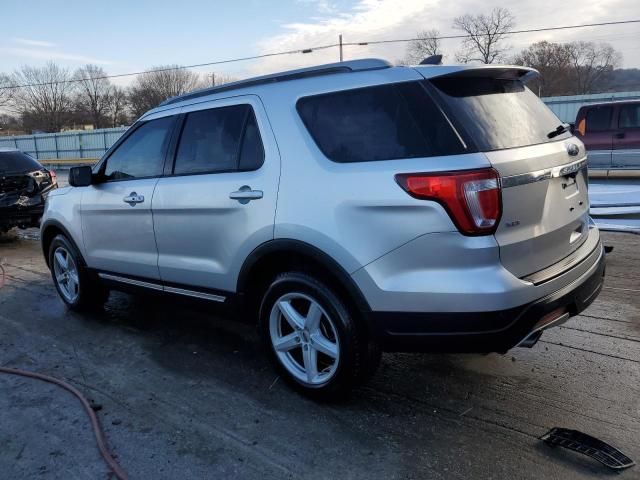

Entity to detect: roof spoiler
[432,65,540,84]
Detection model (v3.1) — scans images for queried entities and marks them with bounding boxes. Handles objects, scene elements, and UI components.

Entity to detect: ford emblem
[567,143,580,156]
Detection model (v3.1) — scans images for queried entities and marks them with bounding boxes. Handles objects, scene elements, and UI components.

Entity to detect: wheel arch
[41,220,86,269]
[237,239,372,317]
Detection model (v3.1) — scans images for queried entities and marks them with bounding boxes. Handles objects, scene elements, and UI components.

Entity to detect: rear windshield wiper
[547,123,570,139]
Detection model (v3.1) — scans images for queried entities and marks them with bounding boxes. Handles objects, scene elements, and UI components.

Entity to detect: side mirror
[68,166,93,187]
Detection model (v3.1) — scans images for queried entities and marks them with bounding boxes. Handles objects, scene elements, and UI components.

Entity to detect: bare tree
[0,113,23,136]
[128,66,204,118]
[106,86,129,127]
[566,42,622,94]
[73,64,112,128]
[11,62,74,132]
[0,74,14,109]
[403,29,442,65]
[513,41,573,96]
[453,7,515,64]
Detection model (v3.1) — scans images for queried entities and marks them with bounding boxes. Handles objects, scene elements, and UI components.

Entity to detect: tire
[48,234,109,311]
[259,272,378,400]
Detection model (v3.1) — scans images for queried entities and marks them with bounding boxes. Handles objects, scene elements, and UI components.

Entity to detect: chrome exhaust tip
[517,311,571,348]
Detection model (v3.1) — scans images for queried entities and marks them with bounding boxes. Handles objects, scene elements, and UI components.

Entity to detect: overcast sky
[1,0,638,84]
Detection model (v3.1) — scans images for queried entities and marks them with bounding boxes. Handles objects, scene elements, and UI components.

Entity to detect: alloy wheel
[53,246,79,303]
[269,292,340,386]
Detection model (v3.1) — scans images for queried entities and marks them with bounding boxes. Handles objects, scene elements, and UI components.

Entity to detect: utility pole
[339,34,343,62]
[210,73,216,86]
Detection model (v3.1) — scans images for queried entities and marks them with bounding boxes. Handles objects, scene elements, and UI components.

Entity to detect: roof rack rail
[159,58,392,107]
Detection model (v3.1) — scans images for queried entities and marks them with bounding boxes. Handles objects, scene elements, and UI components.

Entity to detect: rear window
[0,151,42,174]
[297,82,466,163]
[585,106,613,132]
[429,77,570,151]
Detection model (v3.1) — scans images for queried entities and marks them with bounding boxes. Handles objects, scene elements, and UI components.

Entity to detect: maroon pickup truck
[574,100,640,172]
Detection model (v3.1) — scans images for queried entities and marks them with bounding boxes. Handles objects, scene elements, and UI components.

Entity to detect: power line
[0,43,339,91]
[1,18,639,91]
[346,19,640,46]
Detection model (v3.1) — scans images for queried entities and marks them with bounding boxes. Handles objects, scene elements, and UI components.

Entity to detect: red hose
[0,366,128,480]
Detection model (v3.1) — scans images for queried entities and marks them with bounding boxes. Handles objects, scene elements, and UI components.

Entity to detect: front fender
[40,187,85,266]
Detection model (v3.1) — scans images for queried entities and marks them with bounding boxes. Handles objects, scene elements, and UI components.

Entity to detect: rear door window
[238,111,265,171]
[297,82,466,163]
[585,106,613,132]
[174,105,264,175]
[618,104,640,129]
[103,116,174,181]
[429,77,570,151]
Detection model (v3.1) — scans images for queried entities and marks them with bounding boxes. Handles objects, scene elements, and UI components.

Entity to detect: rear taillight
[50,170,57,184]
[395,169,502,235]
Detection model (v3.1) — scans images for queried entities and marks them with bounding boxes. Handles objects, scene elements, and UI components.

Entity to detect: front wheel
[259,272,377,399]
[49,234,109,310]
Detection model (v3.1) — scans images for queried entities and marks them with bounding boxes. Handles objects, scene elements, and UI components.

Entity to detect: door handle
[229,185,263,204]
[615,132,626,139]
[123,192,144,205]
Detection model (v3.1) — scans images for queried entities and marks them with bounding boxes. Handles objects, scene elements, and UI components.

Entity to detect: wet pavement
[0,229,638,479]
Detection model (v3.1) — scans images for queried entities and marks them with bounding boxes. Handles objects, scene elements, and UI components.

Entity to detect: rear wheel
[259,272,378,399]
[49,234,108,310]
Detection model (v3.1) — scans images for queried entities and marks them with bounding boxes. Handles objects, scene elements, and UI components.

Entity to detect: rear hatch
[423,68,592,278]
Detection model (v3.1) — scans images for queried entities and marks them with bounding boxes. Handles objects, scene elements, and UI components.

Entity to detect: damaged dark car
[0,148,57,233]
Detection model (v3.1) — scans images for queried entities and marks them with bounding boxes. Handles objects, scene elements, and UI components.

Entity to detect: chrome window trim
[500,158,588,189]
[97,273,226,302]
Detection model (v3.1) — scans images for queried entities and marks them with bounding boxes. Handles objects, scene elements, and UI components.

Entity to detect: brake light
[395,169,502,235]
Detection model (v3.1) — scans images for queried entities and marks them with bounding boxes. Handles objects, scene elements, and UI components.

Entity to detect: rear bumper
[367,242,605,353]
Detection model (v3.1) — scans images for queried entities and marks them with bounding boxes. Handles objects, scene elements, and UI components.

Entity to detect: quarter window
[585,107,613,132]
[174,104,264,175]
[103,116,174,181]
[619,104,640,129]
[297,82,466,163]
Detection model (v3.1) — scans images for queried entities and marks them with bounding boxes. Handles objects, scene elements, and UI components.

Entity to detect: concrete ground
[0,229,638,479]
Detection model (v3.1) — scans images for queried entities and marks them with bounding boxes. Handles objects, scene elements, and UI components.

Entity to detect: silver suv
[41,59,605,398]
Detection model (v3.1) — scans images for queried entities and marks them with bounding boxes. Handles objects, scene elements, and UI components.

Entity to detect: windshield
[428,77,571,151]
[0,151,42,174]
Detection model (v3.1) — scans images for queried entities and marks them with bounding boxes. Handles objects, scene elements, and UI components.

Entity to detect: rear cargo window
[586,106,613,132]
[0,151,42,174]
[429,77,571,151]
[297,82,466,163]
